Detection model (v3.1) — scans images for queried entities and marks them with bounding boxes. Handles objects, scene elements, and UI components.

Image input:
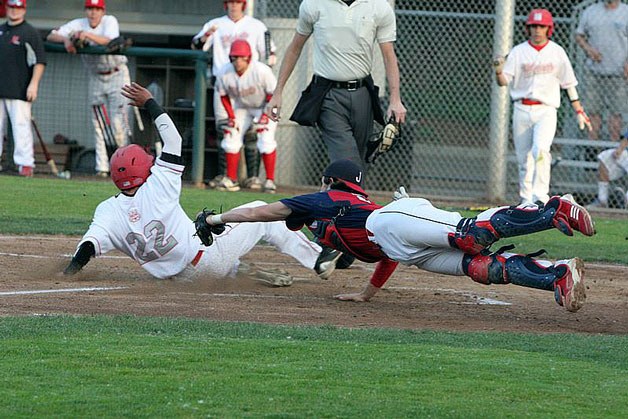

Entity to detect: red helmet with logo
[224,0,246,11]
[110,145,154,190]
[229,39,252,58]
[7,0,27,8]
[85,0,105,9]
[526,8,554,37]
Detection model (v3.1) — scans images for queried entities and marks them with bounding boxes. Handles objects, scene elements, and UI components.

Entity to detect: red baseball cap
[7,0,27,8]
[84,0,105,8]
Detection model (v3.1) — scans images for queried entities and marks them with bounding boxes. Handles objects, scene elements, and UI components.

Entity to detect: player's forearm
[84,33,112,46]
[218,203,292,224]
[575,34,590,53]
[64,241,95,275]
[369,259,399,288]
[381,43,401,103]
[274,33,307,94]
[146,99,182,156]
[30,64,45,86]
[46,32,67,43]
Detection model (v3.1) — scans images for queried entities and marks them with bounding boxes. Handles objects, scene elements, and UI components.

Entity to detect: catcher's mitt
[105,36,133,54]
[194,208,226,247]
[366,117,401,163]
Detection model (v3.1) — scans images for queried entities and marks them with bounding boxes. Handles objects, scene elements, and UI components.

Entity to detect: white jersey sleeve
[53,18,85,38]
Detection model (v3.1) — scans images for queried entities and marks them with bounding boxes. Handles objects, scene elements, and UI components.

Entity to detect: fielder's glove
[70,32,87,49]
[366,117,401,163]
[194,208,226,247]
[105,36,133,54]
[392,186,410,201]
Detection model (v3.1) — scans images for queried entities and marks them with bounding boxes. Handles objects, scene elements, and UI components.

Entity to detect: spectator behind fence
[575,0,628,142]
[266,0,407,172]
[0,0,46,177]
[214,40,279,194]
[46,0,130,178]
[191,0,277,192]
[588,129,628,209]
[494,8,592,205]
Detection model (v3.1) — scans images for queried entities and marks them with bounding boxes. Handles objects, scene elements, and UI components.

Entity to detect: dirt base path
[1,235,626,334]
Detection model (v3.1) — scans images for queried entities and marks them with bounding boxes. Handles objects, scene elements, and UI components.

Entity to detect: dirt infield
[1,235,626,334]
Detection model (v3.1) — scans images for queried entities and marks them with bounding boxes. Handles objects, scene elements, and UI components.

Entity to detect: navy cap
[322,159,366,194]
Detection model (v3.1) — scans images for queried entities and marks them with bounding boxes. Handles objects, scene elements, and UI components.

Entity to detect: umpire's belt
[98,67,120,75]
[313,75,368,91]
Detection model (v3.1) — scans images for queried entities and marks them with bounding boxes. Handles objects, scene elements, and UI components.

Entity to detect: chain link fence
[254,0,628,208]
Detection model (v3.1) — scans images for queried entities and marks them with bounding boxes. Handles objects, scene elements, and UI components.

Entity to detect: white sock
[598,181,609,204]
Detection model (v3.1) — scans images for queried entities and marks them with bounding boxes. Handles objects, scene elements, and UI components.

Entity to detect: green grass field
[0,176,627,417]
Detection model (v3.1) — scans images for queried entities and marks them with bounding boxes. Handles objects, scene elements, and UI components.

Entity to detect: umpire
[267,0,407,171]
[0,0,46,176]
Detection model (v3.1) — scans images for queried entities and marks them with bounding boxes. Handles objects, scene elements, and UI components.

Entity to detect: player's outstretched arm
[205,202,293,225]
[334,259,399,302]
[63,242,96,276]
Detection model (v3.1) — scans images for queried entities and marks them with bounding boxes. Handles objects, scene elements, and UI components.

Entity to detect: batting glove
[393,186,410,201]
[576,109,592,131]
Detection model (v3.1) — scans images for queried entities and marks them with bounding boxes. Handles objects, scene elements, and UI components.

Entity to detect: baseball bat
[31,117,59,176]
[133,106,144,132]
[99,103,118,150]
[92,105,112,156]
[264,31,271,63]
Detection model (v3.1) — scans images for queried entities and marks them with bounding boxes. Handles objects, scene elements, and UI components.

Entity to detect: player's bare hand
[387,100,406,124]
[587,47,602,63]
[576,109,592,132]
[26,83,38,102]
[492,55,505,73]
[267,94,282,121]
[122,82,153,107]
[268,54,277,67]
[64,38,77,54]
[334,292,371,302]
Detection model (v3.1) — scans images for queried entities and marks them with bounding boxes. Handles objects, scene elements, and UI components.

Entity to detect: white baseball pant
[221,108,277,154]
[195,201,321,278]
[0,99,35,168]
[512,102,557,204]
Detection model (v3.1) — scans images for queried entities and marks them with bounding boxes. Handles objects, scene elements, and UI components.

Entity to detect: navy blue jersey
[281,189,386,263]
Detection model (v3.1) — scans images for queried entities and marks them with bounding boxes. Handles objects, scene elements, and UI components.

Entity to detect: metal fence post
[488,0,515,203]
[192,55,208,187]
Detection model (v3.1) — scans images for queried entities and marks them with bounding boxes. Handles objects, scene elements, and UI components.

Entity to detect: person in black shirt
[0,0,46,176]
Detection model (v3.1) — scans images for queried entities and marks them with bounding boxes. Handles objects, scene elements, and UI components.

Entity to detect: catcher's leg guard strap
[463,253,561,291]
[448,218,498,255]
[486,204,556,239]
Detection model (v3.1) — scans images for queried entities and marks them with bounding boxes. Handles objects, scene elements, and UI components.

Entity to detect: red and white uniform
[76,111,321,280]
[192,14,275,122]
[216,60,277,181]
[502,40,578,204]
[53,14,130,173]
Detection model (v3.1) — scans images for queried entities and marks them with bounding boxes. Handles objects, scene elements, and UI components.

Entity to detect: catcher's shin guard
[244,131,260,178]
[462,252,562,291]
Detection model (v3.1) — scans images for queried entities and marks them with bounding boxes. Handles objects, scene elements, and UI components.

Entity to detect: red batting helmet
[7,0,27,8]
[85,0,105,9]
[110,145,154,190]
[526,9,554,37]
[229,39,252,58]
[224,0,246,10]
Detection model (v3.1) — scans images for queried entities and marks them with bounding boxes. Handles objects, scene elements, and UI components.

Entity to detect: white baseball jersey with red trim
[193,15,274,76]
[502,40,578,109]
[216,60,276,110]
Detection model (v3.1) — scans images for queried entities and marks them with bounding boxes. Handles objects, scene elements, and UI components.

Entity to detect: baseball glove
[366,117,401,163]
[194,208,226,247]
[70,32,87,49]
[105,36,133,54]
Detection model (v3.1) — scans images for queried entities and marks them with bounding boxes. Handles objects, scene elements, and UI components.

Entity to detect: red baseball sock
[226,152,240,181]
[262,151,276,180]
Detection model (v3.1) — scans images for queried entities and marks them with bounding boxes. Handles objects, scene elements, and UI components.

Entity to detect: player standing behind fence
[46,0,130,178]
[575,0,628,143]
[267,0,406,172]
[63,82,338,283]
[191,0,276,191]
[215,40,278,193]
[0,0,46,177]
[494,8,592,206]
